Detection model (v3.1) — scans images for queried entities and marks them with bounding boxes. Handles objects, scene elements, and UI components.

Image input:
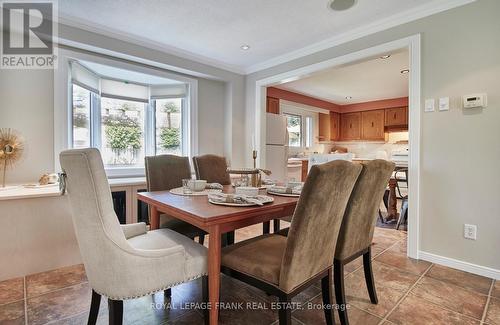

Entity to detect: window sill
[0,177,147,201]
[0,185,62,201]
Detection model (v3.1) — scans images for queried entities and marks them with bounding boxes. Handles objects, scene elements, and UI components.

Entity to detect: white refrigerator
[265,113,288,182]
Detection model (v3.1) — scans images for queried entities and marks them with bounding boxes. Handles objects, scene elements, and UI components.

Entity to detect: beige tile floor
[0,225,498,325]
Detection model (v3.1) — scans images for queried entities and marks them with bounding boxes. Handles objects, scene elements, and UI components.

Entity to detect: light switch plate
[425,99,435,112]
[439,97,450,111]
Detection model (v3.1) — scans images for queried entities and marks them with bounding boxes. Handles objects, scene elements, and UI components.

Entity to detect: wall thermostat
[463,93,487,109]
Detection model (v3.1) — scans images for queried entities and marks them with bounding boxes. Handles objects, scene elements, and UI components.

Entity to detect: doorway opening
[254,35,421,259]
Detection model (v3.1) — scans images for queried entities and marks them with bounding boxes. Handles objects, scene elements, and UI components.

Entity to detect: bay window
[67,60,192,176]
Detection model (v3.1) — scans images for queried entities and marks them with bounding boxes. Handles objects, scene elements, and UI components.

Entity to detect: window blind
[70,61,100,93]
[150,84,187,99]
[100,79,149,103]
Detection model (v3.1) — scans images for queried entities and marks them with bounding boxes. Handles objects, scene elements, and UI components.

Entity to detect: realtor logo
[1,1,57,69]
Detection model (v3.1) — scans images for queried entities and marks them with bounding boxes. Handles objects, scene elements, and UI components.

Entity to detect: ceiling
[57,0,473,74]
[276,50,409,105]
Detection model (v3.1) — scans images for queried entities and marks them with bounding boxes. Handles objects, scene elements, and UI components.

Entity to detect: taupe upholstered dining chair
[192,154,232,185]
[192,154,235,245]
[145,154,207,244]
[220,160,362,325]
[60,148,208,325]
[334,160,395,325]
[145,154,208,298]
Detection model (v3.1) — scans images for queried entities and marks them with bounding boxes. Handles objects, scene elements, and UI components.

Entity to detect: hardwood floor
[0,226,496,325]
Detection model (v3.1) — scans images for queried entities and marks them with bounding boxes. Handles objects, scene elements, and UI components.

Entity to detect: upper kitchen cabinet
[318,113,331,142]
[361,109,386,141]
[330,112,340,141]
[266,97,280,114]
[385,106,408,129]
[340,112,361,140]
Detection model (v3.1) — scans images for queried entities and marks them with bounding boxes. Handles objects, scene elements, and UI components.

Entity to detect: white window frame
[54,47,198,178]
[280,100,327,151]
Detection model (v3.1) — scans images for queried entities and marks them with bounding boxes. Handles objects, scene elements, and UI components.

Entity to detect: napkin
[208,193,264,206]
[206,183,224,190]
[269,184,302,195]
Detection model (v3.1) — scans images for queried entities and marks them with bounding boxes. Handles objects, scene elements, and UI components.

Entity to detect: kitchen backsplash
[324,132,409,159]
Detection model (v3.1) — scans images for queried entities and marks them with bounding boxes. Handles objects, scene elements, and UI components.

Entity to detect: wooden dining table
[137,186,299,325]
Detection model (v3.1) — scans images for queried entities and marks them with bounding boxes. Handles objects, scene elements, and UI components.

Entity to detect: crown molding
[57,15,247,75]
[244,0,476,74]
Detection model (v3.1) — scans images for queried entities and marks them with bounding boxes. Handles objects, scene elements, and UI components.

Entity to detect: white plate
[170,187,222,196]
[266,190,301,197]
[208,195,274,207]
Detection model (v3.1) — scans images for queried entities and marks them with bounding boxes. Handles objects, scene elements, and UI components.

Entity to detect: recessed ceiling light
[401,69,410,74]
[240,45,250,50]
[380,55,391,59]
[329,0,357,11]
[345,96,352,100]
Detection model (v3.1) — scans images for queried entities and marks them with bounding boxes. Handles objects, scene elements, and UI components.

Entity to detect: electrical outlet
[464,224,477,240]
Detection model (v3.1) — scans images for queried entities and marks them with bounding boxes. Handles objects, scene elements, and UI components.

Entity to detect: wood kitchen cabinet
[318,113,330,141]
[361,109,386,141]
[340,112,361,140]
[385,107,408,127]
[330,112,340,141]
[301,160,309,182]
[266,97,280,114]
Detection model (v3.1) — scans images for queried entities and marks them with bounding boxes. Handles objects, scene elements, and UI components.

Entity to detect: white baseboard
[419,251,500,280]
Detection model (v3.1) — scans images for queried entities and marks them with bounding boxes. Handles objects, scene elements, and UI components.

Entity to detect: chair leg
[263,221,270,234]
[164,288,171,298]
[108,299,123,325]
[278,295,292,325]
[334,259,349,325]
[273,219,280,234]
[378,209,385,224]
[88,289,101,325]
[363,248,378,304]
[199,234,205,245]
[321,269,335,325]
[202,276,209,325]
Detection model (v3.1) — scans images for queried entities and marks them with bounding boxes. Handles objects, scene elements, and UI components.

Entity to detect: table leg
[150,206,160,230]
[208,225,221,325]
[262,221,270,234]
[387,178,399,221]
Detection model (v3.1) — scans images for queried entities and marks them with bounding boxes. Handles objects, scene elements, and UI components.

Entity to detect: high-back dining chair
[192,154,235,245]
[60,148,208,325]
[192,154,231,185]
[334,159,395,325]
[145,154,206,244]
[220,160,362,324]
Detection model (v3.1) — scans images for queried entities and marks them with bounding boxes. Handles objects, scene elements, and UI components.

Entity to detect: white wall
[0,69,55,183]
[197,78,226,156]
[246,0,500,271]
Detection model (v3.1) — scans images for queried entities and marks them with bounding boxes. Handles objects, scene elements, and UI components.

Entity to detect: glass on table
[182,179,192,194]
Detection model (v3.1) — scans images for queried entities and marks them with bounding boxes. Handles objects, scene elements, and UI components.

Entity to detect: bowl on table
[188,180,207,192]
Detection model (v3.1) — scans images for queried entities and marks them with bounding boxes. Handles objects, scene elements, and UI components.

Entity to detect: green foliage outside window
[103,115,142,151]
[159,127,180,149]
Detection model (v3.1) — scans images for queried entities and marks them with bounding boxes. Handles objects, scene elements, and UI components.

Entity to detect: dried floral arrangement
[0,128,24,187]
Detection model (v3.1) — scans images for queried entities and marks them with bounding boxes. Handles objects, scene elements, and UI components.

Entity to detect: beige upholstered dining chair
[60,148,208,325]
[334,159,395,325]
[192,154,231,185]
[145,154,207,243]
[220,160,362,325]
